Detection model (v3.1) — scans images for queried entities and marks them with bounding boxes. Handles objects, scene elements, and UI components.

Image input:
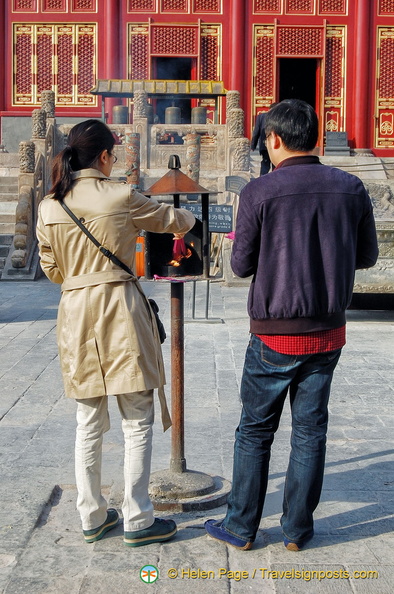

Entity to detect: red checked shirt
[256,326,346,355]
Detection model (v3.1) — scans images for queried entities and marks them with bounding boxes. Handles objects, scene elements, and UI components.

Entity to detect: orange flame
[168,246,192,267]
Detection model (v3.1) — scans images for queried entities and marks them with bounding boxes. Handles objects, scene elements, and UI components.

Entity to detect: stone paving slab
[0,279,393,593]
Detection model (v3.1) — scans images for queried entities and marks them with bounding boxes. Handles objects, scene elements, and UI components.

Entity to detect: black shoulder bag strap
[59,200,166,344]
[60,200,134,276]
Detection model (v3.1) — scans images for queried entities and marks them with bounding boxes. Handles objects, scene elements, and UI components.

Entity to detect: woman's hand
[173,232,186,240]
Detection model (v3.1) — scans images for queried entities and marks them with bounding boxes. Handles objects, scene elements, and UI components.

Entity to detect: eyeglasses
[110,152,118,164]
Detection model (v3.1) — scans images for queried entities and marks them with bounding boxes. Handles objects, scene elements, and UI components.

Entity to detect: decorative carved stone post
[226,90,241,119]
[125,130,140,188]
[41,90,55,118]
[226,89,248,174]
[133,90,149,118]
[228,108,244,139]
[12,186,33,269]
[185,132,201,183]
[19,141,35,173]
[133,91,149,171]
[32,109,47,139]
[231,137,250,171]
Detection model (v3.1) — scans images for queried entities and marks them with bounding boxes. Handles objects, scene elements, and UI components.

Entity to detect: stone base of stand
[149,470,231,511]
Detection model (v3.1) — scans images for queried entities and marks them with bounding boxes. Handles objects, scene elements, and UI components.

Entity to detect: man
[205,99,378,551]
[251,111,271,175]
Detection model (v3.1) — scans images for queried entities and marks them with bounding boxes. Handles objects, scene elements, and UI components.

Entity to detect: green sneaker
[83,508,120,543]
[124,518,177,547]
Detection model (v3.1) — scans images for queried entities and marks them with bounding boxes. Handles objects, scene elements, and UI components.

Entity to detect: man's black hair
[264,99,318,152]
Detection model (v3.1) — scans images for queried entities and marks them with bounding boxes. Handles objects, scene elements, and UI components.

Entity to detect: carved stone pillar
[19,141,35,173]
[226,91,241,119]
[228,108,244,138]
[13,187,32,251]
[32,109,47,139]
[133,91,149,119]
[231,137,250,171]
[185,133,201,183]
[125,130,140,188]
[41,90,55,118]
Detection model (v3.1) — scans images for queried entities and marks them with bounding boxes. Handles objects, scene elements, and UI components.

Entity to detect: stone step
[0,222,15,234]
[0,152,19,165]
[0,170,19,182]
[0,235,14,271]
[0,215,16,225]
[0,192,19,202]
[0,234,13,246]
[0,197,17,231]
[0,176,19,202]
[0,176,18,194]
[0,175,18,184]
[0,202,18,217]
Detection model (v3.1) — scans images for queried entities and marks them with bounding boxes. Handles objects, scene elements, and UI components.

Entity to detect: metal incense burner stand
[144,156,230,511]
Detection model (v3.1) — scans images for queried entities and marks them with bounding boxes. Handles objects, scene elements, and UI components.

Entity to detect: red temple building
[1,0,394,154]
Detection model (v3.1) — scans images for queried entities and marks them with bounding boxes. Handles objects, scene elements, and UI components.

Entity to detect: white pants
[75,391,154,532]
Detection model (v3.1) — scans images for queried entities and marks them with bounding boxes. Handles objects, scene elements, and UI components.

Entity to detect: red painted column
[353,0,372,150]
[102,0,121,123]
[229,0,246,108]
[0,2,6,142]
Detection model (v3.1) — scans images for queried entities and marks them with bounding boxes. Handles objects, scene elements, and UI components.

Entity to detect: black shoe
[83,508,119,543]
[124,518,177,547]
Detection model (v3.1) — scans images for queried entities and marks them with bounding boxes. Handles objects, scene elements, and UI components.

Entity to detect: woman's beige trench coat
[36,169,195,424]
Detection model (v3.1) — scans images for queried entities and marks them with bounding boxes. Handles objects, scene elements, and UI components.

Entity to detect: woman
[36,119,195,546]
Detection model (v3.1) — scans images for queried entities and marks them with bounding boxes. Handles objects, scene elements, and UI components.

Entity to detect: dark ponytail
[49,119,115,201]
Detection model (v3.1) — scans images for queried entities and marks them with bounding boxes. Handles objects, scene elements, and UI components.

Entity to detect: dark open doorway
[278,58,318,110]
[154,57,193,123]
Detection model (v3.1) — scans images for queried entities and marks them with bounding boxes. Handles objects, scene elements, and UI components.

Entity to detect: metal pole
[192,280,196,319]
[170,191,185,472]
[170,281,186,473]
[205,279,209,319]
[202,193,210,278]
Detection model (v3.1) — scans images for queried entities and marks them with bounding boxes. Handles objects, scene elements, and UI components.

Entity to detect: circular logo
[140,565,159,584]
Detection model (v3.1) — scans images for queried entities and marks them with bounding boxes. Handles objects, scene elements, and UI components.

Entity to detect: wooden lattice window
[285,0,314,13]
[200,25,221,80]
[160,0,189,11]
[13,23,97,107]
[128,0,157,10]
[277,26,324,56]
[252,25,275,119]
[318,0,346,13]
[128,24,149,79]
[12,0,38,10]
[151,25,198,55]
[42,0,67,10]
[72,0,97,11]
[376,27,394,146]
[193,0,221,11]
[378,0,394,14]
[254,0,281,12]
[324,26,346,134]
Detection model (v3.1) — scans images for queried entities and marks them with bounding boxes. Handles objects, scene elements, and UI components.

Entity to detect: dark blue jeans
[223,334,341,544]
